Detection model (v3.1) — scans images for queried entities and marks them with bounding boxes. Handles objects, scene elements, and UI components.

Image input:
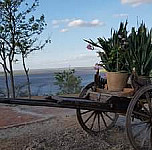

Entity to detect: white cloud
[121,0,152,6]
[52,19,71,25]
[68,19,104,28]
[52,19,72,29]
[52,18,104,32]
[113,13,128,18]
[60,28,69,32]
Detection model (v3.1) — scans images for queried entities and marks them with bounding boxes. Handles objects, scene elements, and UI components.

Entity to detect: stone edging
[0,116,55,130]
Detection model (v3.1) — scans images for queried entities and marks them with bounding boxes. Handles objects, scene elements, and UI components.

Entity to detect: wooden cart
[0,72,151,150]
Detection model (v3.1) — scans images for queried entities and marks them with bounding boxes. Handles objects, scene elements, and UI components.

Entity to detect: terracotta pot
[106,72,128,92]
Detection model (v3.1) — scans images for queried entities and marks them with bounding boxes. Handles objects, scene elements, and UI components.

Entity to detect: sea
[0,67,105,96]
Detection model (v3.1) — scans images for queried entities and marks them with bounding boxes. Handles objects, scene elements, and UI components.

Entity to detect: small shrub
[54,69,82,95]
[15,83,29,97]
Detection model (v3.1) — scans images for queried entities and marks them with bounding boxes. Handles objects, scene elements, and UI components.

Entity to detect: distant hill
[0,66,106,76]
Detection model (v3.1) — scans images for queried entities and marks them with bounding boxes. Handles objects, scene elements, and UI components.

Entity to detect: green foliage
[0,0,50,98]
[84,21,129,72]
[0,0,48,58]
[127,23,152,76]
[54,69,82,95]
[85,21,152,76]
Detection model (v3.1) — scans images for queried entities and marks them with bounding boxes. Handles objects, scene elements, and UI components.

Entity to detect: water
[0,68,105,96]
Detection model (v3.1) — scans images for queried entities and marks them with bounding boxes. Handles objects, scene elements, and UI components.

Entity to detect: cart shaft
[0,96,131,113]
[0,97,110,111]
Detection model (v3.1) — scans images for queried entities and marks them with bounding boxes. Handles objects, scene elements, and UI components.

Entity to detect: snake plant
[127,23,152,76]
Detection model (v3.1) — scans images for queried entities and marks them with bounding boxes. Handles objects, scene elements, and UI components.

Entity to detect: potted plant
[85,21,130,91]
[126,22,152,86]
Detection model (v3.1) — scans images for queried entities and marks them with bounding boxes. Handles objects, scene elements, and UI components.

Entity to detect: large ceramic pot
[106,72,128,92]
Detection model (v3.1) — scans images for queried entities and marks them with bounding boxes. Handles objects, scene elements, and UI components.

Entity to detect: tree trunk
[3,65,10,98]
[3,56,10,98]
[9,59,15,98]
[0,44,10,98]
[22,54,31,99]
[0,63,10,98]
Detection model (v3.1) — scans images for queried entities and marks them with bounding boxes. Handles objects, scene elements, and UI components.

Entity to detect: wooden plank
[96,88,134,97]
[88,91,111,103]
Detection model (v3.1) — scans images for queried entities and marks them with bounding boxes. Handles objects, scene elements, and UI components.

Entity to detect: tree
[0,0,49,98]
[0,41,10,97]
[0,0,23,98]
[54,69,82,95]
[19,38,49,99]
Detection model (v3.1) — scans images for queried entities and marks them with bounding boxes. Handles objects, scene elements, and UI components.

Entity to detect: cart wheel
[77,82,119,135]
[126,84,152,150]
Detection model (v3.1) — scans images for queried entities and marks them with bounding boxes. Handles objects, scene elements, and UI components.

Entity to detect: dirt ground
[0,102,135,150]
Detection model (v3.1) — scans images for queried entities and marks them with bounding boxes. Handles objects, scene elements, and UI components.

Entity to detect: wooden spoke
[77,82,118,135]
[98,113,100,131]
[90,113,97,130]
[149,127,152,150]
[133,110,150,119]
[133,124,148,139]
[84,111,95,124]
[131,120,148,127]
[81,110,92,115]
[145,92,152,114]
[141,125,150,147]
[126,84,152,150]
[100,113,107,128]
[103,112,114,121]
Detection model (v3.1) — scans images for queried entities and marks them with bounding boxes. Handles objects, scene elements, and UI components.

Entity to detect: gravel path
[0,114,134,150]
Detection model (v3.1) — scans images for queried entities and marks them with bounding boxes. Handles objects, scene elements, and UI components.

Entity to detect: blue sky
[14,0,152,70]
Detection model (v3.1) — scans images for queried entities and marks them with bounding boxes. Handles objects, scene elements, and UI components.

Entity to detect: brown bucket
[106,72,128,92]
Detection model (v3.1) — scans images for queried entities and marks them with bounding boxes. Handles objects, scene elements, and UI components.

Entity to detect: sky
[13,0,152,70]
